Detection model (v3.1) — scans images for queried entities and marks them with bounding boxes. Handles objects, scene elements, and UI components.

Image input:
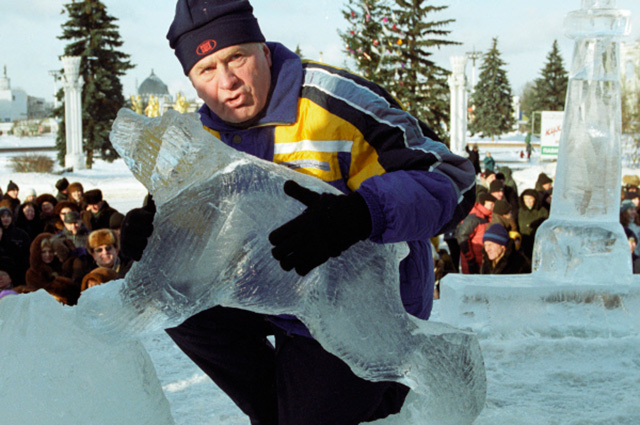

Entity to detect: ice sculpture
[440,0,640,350]
[0,290,174,425]
[533,0,633,278]
[77,108,486,424]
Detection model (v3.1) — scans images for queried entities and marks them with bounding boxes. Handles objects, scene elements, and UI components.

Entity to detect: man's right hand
[120,195,156,261]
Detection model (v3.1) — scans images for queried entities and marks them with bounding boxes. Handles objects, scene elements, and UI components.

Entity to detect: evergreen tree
[519,81,537,121]
[55,0,134,168]
[385,0,459,142]
[469,37,515,139]
[339,0,393,86]
[531,40,568,113]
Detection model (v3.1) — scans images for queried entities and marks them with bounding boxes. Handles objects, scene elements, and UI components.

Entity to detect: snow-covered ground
[1,132,639,424]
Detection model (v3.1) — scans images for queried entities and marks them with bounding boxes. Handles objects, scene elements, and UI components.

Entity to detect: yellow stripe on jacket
[273,97,385,191]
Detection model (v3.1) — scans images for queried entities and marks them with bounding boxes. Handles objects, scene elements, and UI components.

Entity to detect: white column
[448,56,468,156]
[533,0,632,278]
[62,56,85,170]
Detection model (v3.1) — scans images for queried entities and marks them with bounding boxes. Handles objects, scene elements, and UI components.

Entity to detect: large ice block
[0,291,174,425]
[77,108,486,423]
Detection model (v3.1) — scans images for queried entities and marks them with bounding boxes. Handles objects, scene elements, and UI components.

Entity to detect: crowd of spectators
[432,147,640,296]
[0,177,131,305]
[2,162,639,305]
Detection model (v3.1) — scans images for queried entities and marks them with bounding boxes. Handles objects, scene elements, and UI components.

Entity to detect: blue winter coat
[198,43,476,336]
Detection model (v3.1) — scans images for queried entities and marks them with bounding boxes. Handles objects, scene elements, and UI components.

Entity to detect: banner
[540,111,564,158]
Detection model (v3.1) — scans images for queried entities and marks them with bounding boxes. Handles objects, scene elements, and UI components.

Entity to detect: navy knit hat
[167,0,266,75]
[7,180,18,192]
[483,224,509,246]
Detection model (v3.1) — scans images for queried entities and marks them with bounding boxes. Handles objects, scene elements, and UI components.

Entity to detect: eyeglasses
[93,246,114,253]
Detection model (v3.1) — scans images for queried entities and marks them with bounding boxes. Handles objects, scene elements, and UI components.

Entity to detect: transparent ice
[0,290,174,425]
[76,108,486,424]
[533,0,632,278]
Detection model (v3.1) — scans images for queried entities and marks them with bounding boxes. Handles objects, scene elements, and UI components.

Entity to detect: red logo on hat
[196,39,217,56]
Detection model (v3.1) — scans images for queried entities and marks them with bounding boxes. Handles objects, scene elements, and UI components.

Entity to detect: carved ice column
[449,56,468,156]
[533,0,632,279]
[62,56,85,170]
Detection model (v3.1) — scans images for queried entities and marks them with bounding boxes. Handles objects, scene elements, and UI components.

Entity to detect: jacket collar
[199,42,303,132]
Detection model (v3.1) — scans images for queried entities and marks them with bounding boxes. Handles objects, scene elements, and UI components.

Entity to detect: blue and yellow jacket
[199,42,476,336]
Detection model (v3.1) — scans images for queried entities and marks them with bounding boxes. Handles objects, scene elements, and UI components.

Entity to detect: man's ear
[262,43,272,67]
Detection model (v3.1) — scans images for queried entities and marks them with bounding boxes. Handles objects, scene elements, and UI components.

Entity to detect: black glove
[120,195,156,261]
[268,180,372,276]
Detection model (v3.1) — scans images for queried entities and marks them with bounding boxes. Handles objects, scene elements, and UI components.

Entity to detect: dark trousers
[165,306,409,425]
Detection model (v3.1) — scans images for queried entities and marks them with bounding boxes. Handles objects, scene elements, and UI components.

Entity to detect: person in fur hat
[81,266,118,292]
[87,228,132,277]
[480,223,531,274]
[51,236,94,286]
[67,182,85,209]
[16,233,80,305]
[84,189,119,231]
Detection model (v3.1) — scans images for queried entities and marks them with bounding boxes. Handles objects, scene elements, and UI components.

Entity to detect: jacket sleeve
[300,63,476,243]
[455,214,480,251]
[348,101,476,243]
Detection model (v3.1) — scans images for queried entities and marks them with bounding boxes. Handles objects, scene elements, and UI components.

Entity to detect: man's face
[483,201,495,211]
[542,182,552,191]
[486,174,496,185]
[64,221,81,235]
[484,241,506,261]
[189,43,272,124]
[491,191,504,201]
[59,207,73,222]
[92,244,117,268]
[7,189,18,199]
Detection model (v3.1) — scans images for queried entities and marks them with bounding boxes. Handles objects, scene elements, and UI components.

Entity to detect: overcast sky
[2,0,640,103]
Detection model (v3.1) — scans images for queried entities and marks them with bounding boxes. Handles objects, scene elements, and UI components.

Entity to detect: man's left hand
[269,180,372,276]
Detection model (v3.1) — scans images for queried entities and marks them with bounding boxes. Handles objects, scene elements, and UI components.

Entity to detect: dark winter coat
[518,188,549,259]
[455,202,493,273]
[15,201,44,241]
[0,224,31,286]
[465,146,481,174]
[198,42,476,337]
[480,239,531,274]
[89,201,119,231]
